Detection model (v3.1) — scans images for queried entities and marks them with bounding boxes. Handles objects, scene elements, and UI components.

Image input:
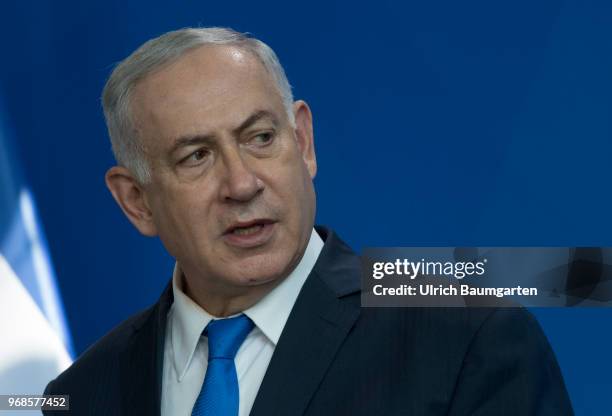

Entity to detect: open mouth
[231,224,265,236]
[225,219,276,236]
[223,219,277,248]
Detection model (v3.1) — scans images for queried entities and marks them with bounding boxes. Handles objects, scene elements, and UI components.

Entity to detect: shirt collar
[170,228,324,381]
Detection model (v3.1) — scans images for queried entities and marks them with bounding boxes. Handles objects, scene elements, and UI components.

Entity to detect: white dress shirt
[161,229,324,416]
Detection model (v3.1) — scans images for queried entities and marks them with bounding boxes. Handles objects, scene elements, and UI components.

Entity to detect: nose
[218,147,263,202]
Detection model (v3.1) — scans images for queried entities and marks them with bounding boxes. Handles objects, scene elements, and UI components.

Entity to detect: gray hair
[102,27,295,183]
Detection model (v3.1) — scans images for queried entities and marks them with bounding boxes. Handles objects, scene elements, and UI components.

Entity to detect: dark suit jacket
[44,227,573,415]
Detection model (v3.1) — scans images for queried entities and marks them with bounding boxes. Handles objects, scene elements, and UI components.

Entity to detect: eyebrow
[167,109,279,157]
[232,110,279,135]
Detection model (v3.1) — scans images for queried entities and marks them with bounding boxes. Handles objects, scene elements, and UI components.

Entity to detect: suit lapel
[250,227,361,416]
[115,227,360,416]
[119,281,173,416]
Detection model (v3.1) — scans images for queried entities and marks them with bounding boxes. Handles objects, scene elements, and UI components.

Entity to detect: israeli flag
[0,101,72,399]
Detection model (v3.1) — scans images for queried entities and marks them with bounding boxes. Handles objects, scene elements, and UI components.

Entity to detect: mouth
[225,219,276,235]
[222,219,277,248]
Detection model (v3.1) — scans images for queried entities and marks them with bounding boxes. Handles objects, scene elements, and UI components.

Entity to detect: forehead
[130,45,284,150]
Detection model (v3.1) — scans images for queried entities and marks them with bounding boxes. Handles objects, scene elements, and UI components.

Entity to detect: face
[114,45,317,298]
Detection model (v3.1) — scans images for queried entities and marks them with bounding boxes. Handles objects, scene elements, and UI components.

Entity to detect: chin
[229,251,296,286]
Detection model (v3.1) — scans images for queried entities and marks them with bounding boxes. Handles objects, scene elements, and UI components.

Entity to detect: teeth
[232,224,263,236]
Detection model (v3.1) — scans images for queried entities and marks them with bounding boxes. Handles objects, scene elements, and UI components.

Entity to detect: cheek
[273,165,316,230]
[150,188,216,250]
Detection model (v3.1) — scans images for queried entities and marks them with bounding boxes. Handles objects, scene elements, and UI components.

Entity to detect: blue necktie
[191,314,254,416]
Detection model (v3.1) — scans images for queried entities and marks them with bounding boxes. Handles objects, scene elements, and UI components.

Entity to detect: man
[44,27,573,415]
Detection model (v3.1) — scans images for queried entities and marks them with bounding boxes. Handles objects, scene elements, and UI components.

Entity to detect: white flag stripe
[18,189,72,353]
[0,253,71,394]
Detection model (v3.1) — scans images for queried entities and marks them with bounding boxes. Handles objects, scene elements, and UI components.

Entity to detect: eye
[181,148,210,166]
[191,149,208,160]
[251,132,274,146]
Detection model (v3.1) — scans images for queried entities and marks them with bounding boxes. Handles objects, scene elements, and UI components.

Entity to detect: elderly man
[44,28,573,415]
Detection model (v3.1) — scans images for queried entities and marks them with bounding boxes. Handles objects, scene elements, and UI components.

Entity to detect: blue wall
[2,1,611,413]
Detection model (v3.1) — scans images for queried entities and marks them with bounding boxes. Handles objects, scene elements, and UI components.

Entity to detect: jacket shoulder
[44,305,156,398]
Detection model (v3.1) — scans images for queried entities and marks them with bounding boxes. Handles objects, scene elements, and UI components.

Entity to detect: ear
[293,100,317,179]
[105,166,158,237]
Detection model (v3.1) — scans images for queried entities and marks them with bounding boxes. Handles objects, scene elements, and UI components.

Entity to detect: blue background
[2,1,611,413]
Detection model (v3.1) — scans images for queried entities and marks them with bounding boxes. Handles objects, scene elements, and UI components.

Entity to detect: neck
[181,274,284,317]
